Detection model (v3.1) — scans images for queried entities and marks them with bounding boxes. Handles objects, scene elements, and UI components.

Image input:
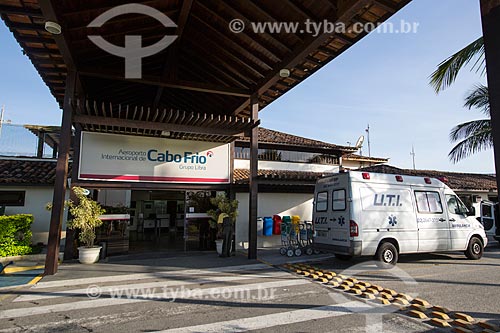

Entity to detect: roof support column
[37,131,44,158]
[52,143,58,159]
[481,1,500,205]
[248,94,259,259]
[63,127,82,261]
[45,70,76,275]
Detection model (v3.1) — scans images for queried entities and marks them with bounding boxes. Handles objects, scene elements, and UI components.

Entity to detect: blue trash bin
[263,217,273,236]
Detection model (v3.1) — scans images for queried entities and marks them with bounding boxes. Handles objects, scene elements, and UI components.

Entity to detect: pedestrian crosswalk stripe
[0,279,310,320]
[33,263,270,289]
[15,271,290,303]
[158,301,369,332]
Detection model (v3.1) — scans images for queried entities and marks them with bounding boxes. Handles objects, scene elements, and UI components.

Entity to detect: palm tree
[429,37,493,163]
[448,84,492,162]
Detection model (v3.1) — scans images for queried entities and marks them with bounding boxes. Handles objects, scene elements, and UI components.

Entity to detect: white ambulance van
[312,171,488,266]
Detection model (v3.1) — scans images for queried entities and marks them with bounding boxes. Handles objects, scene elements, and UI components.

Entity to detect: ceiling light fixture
[44,21,62,35]
[279,68,290,78]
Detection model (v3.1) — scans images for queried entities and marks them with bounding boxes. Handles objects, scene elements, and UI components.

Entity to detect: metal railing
[0,123,54,158]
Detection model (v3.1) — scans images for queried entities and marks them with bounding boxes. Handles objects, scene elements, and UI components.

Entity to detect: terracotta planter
[78,246,102,264]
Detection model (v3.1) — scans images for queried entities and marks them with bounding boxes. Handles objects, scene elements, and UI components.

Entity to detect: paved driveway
[307,245,500,324]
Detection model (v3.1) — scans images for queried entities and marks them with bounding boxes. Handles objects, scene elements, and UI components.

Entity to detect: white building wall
[234,159,339,173]
[235,192,313,249]
[1,186,69,245]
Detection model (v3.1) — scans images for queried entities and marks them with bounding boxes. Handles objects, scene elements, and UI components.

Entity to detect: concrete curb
[0,252,63,264]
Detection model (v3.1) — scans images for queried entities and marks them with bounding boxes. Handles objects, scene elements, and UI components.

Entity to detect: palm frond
[449,119,491,142]
[430,37,485,93]
[448,124,493,163]
[464,84,490,115]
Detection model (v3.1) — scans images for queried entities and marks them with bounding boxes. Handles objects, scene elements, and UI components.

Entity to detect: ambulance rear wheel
[376,242,398,268]
[335,254,352,261]
[465,237,483,260]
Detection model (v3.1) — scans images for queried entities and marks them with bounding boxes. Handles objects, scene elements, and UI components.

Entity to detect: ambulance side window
[332,189,346,211]
[415,191,443,214]
[316,192,328,212]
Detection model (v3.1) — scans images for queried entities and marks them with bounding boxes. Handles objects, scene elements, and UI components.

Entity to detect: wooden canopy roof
[0,0,411,123]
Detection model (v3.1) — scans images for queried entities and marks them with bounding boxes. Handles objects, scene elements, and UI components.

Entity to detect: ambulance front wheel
[376,242,398,268]
[465,236,483,260]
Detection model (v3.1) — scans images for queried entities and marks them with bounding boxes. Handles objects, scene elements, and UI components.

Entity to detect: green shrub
[0,214,34,257]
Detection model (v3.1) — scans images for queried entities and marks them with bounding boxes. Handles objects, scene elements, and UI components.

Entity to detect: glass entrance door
[184,191,218,251]
[129,191,185,252]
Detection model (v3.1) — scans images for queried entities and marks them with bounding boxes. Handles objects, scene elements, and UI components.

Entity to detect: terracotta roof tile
[237,128,353,151]
[360,165,497,191]
[0,159,71,185]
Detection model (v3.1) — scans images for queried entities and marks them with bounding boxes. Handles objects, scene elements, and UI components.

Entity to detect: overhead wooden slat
[210,0,290,57]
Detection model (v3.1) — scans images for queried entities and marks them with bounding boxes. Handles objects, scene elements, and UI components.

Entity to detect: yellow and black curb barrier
[282,263,500,333]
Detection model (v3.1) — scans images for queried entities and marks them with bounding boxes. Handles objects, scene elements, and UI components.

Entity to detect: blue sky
[0,0,494,173]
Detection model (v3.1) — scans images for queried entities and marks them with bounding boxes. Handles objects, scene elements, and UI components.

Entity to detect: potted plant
[207,193,238,257]
[46,187,105,264]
